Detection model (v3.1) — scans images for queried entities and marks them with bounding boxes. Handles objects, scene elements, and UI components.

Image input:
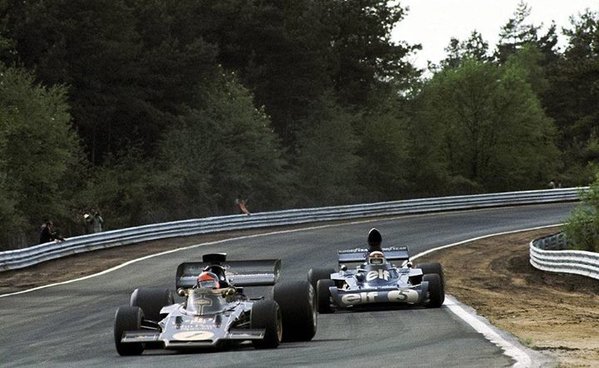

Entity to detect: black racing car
[114,253,316,355]
[308,247,444,312]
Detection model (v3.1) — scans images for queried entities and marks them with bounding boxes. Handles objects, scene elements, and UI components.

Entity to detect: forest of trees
[0,1,597,249]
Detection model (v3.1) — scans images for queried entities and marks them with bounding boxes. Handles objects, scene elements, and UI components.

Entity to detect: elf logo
[366,270,390,281]
[341,292,379,305]
[340,290,419,305]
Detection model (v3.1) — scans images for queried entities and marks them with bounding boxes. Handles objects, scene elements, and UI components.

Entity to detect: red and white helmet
[196,271,220,289]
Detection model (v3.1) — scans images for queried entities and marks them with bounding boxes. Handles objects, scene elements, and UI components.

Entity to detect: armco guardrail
[0,187,585,272]
[530,232,599,280]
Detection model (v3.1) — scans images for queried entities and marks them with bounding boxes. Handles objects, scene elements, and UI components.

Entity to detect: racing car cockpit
[354,250,400,285]
[185,272,229,315]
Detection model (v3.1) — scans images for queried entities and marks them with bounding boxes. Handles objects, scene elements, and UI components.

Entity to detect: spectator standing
[84,209,104,233]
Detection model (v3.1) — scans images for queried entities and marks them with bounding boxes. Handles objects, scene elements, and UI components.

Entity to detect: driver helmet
[206,265,228,287]
[368,251,386,265]
[196,271,220,289]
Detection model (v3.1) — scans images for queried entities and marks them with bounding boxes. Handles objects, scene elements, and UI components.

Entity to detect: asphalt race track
[0,202,576,368]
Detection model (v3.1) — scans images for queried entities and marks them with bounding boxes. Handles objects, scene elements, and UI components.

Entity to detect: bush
[563,173,599,252]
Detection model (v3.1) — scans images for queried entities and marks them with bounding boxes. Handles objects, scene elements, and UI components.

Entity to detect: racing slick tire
[423,273,444,308]
[316,279,335,314]
[418,262,445,290]
[114,306,145,356]
[250,300,282,349]
[273,280,317,342]
[307,268,335,290]
[130,288,174,322]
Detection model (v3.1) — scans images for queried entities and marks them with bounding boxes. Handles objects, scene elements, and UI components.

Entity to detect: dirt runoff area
[1,226,598,367]
[417,227,599,368]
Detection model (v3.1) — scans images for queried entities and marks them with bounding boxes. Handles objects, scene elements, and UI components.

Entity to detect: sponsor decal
[387,289,419,303]
[192,317,214,324]
[341,292,379,304]
[193,295,213,314]
[340,289,420,305]
[172,331,214,341]
[366,269,390,281]
[195,298,212,306]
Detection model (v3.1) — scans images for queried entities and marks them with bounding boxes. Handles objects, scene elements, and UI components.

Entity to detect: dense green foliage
[564,173,599,252]
[0,66,83,246]
[411,58,558,193]
[0,1,597,249]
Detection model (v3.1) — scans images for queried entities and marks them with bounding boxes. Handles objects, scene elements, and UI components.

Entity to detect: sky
[392,0,598,69]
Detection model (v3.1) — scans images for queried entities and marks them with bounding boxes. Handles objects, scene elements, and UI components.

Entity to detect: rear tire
[130,288,174,322]
[307,268,335,290]
[251,300,282,349]
[423,273,444,308]
[273,280,317,342]
[316,279,335,314]
[114,306,145,356]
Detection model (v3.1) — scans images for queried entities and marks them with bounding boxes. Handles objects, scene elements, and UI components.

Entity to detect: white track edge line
[412,223,563,368]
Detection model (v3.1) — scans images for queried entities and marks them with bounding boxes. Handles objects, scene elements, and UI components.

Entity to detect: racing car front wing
[329,285,427,308]
[121,328,266,349]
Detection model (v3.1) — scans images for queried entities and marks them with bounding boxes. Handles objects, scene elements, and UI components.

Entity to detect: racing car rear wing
[337,246,410,264]
[176,259,281,289]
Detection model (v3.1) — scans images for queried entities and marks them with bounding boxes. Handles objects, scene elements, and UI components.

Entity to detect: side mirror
[340,264,347,271]
[177,288,188,297]
[355,273,365,282]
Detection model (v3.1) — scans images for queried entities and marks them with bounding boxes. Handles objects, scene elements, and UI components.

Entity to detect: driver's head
[196,271,220,289]
[368,251,385,265]
[367,228,382,252]
[205,265,229,288]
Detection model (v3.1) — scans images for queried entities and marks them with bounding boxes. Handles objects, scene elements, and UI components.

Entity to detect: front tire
[273,280,317,342]
[316,279,335,314]
[130,288,174,322]
[114,306,145,356]
[307,268,335,290]
[251,300,282,349]
[423,273,444,308]
[418,263,445,291]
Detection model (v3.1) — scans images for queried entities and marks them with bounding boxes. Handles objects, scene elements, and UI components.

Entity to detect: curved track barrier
[0,187,586,272]
[530,232,599,280]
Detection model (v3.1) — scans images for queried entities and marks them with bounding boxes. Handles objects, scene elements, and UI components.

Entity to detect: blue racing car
[308,246,444,312]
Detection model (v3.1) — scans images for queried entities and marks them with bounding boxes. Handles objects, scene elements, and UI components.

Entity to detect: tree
[0,66,83,247]
[328,0,420,107]
[544,10,599,184]
[194,0,420,150]
[495,1,559,65]
[410,59,559,193]
[440,31,491,69]
[294,93,361,206]
[355,107,411,201]
[2,0,221,164]
[156,71,288,217]
[190,0,337,149]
